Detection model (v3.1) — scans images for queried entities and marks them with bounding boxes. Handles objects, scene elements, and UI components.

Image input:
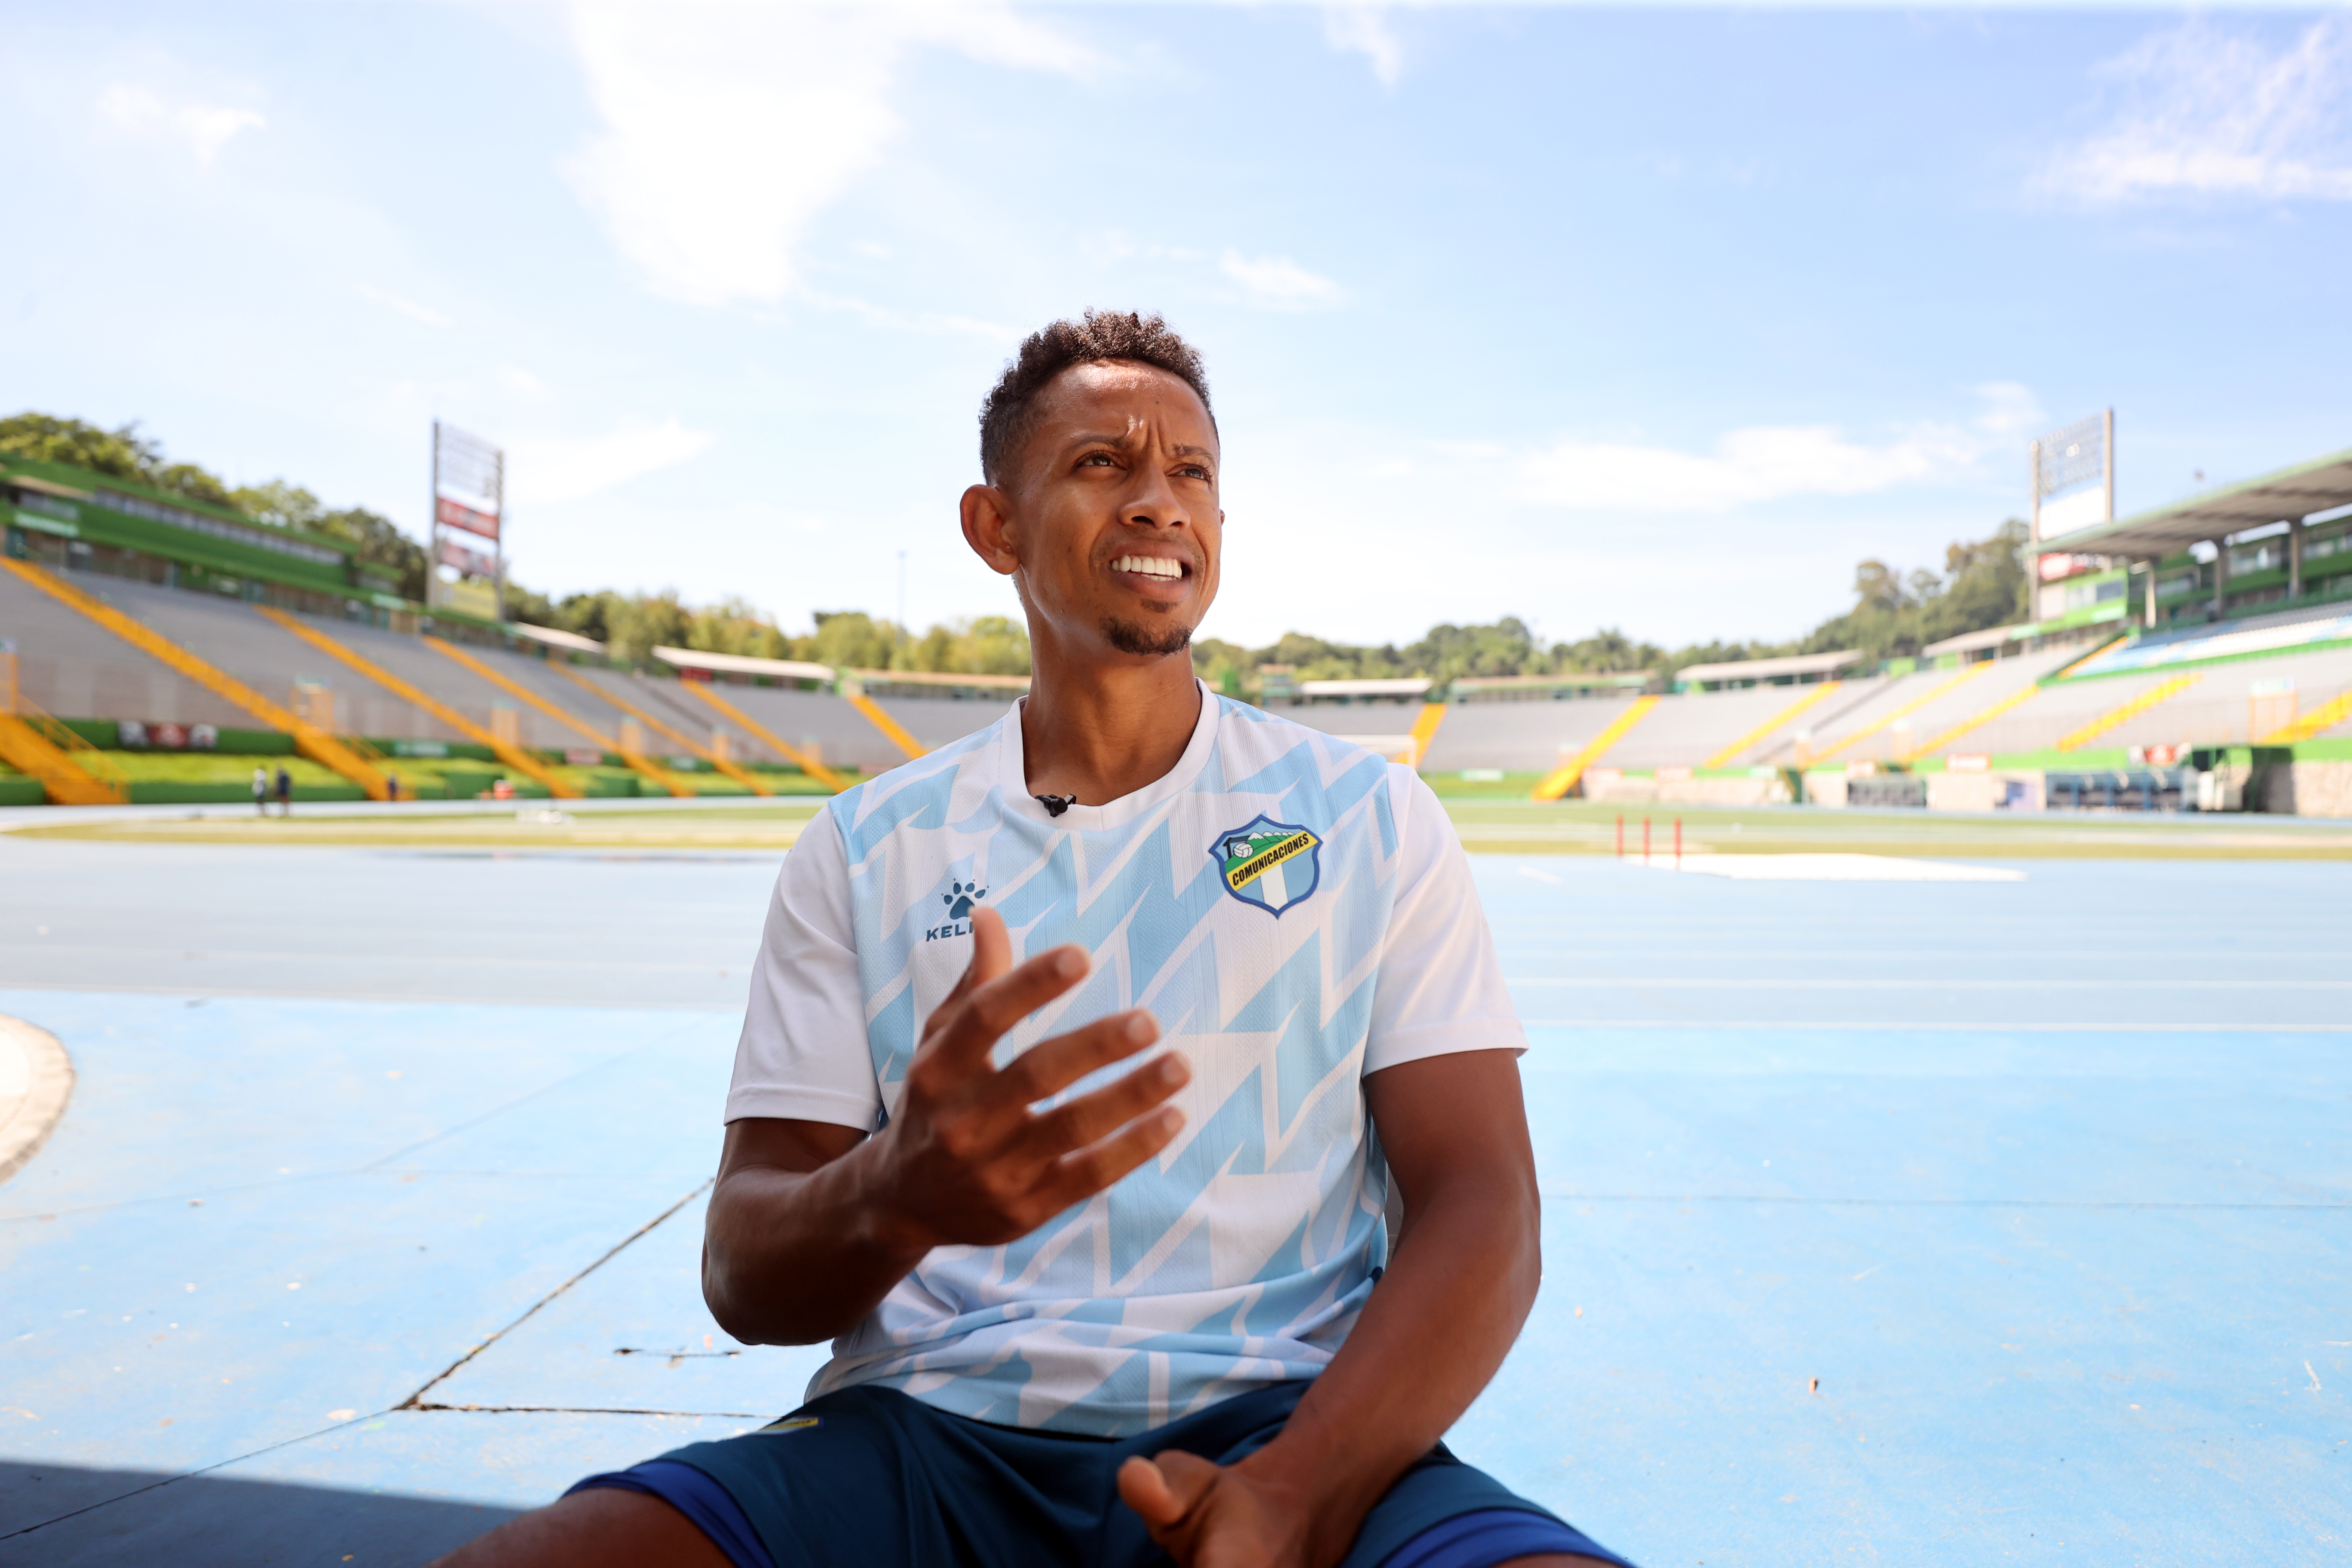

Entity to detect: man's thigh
[429,1487,731,1568]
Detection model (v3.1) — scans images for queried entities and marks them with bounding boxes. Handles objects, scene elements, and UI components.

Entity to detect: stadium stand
[254,607,580,796]
[10,430,2352,811]
[2,561,390,798]
[0,561,256,732]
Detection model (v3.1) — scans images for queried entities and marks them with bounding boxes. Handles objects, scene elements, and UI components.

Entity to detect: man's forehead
[1036,362,1216,445]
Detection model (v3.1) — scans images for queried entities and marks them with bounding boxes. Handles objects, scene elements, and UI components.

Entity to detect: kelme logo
[1210,816,1322,917]
[925,878,986,942]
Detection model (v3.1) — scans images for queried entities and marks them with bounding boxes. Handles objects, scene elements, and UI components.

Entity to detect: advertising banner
[435,496,501,541]
[438,536,498,577]
[430,422,506,618]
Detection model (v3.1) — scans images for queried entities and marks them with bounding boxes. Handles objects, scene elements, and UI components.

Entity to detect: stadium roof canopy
[653,645,835,682]
[1300,677,1435,699]
[511,622,606,655]
[1451,671,1652,695]
[1676,649,1862,687]
[2040,443,2352,559]
[1921,623,2031,659]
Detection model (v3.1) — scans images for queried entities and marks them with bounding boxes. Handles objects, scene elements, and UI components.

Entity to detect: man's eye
[1078,452,1115,468]
[1179,466,1212,481]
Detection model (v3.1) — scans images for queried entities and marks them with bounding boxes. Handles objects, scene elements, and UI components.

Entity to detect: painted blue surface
[1,849,2346,1564]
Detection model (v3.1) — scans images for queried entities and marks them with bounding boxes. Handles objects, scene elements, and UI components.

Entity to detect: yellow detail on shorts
[1225,829,1319,893]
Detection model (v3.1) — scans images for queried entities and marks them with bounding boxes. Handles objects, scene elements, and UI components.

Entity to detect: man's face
[967,361,1221,660]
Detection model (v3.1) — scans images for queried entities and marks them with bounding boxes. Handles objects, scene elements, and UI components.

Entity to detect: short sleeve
[726,807,885,1129]
[1363,766,1528,1074]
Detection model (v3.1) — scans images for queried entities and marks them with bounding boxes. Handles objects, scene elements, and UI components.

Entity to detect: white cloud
[560,2,1104,308]
[96,83,264,162]
[505,416,717,506]
[357,285,451,328]
[1513,387,2038,514]
[2044,19,2352,203]
[1323,5,1403,88]
[1219,249,1343,310]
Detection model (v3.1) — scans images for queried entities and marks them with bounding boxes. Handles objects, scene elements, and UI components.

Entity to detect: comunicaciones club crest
[1210,815,1323,917]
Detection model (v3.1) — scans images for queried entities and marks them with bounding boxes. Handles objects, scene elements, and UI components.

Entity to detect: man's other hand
[871,905,1189,1252]
[1117,1451,1317,1568]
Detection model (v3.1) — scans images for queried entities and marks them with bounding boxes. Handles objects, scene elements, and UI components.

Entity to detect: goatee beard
[1101,617,1195,658]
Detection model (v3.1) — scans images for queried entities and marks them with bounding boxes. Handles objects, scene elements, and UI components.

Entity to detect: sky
[6,2,2351,650]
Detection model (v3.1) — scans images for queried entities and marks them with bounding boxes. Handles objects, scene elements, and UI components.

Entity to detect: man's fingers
[922,939,1091,1073]
[916,909,1009,1047]
[1115,1456,1183,1530]
[1034,1102,1186,1212]
[967,905,1011,987]
[925,906,1013,1021]
[1115,1451,1219,1532]
[998,1010,1166,1106]
[1023,1047,1189,1156]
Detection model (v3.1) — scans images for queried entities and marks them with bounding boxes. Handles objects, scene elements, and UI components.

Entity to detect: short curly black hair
[978,310,1215,486]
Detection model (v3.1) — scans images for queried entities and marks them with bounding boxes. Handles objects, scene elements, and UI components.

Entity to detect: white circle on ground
[0,1014,75,1185]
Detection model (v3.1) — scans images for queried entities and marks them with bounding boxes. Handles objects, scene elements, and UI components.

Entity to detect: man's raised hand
[867,906,1189,1252]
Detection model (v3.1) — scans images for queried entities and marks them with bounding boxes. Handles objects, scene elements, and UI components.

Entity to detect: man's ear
[961,484,1021,578]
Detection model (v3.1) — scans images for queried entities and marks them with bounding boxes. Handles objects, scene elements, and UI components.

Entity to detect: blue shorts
[570,1380,1635,1568]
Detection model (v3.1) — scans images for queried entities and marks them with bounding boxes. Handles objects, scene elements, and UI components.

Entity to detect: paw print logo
[943,879,987,921]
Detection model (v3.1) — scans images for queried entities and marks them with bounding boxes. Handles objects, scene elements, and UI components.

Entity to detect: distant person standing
[251,765,269,817]
[274,765,292,817]
[387,771,402,803]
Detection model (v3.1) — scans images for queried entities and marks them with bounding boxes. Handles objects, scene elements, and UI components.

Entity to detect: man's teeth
[1112,556,1184,579]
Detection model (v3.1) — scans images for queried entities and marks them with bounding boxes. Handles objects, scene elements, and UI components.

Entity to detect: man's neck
[1019,640,1203,808]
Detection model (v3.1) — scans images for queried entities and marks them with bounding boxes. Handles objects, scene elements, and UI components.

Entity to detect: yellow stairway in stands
[2262,683,2352,744]
[1405,702,1447,767]
[1701,680,1843,770]
[840,677,926,762]
[676,681,846,792]
[1,558,389,799]
[1812,663,1989,763]
[1532,695,1659,800]
[546,663,772,796]
[1899,683,2042,763]
[254,608,580,798]
[0,697,128,804]
[423,638,692,797]
[2056,673,2203,752]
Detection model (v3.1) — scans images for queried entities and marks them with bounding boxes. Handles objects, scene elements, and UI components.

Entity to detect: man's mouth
[1111,554,1188,581]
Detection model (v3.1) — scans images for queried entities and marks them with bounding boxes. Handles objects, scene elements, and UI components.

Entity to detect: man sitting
[441,311,1633,1568]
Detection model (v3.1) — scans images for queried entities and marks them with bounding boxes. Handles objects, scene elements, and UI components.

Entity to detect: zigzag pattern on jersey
[813,700,1411,1433]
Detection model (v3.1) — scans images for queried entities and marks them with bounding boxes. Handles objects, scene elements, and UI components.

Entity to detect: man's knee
[429,1485,732,1568]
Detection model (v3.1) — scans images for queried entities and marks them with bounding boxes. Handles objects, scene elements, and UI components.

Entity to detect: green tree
[803,611,905,672]
[1,413,236,506]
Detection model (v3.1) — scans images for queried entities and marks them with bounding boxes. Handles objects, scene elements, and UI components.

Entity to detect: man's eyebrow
[1061,431,1216,462]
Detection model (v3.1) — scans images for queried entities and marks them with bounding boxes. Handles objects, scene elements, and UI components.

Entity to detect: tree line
[3,410,2030,685]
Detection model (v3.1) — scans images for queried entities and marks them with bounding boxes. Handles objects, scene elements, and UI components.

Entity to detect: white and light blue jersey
[729,682,1523,1436]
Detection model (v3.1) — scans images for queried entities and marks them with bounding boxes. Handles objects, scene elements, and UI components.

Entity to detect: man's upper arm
[728,809,884,1131]
[1363,768,1527,1074]
[1363,1048,1537,1218]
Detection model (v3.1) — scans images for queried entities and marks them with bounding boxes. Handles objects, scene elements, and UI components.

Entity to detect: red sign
[2037,552,2102,582]
[438,536,498,577]
[437,496,500,541]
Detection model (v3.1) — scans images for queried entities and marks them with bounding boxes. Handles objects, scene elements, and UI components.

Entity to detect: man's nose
[1124,469,1189,529]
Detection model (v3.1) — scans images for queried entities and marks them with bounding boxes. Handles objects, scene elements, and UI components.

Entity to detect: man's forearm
[1243,1165,1542,1554]
[702,1134,928,1346]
